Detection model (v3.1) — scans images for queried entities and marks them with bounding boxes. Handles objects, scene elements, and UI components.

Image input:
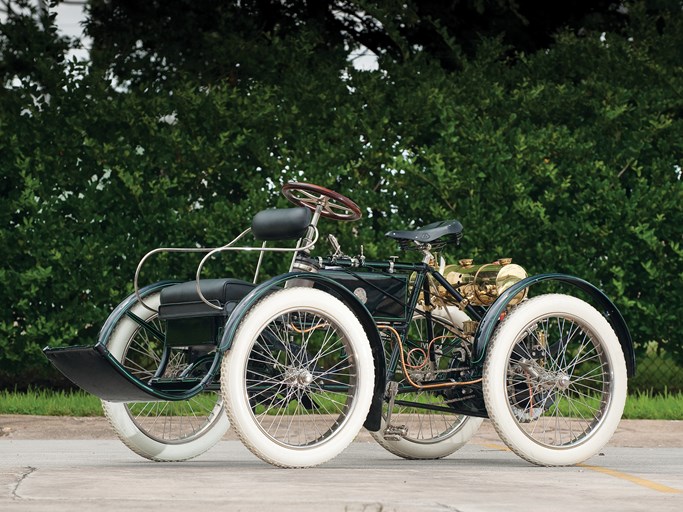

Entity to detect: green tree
[86,0,679,85]
[0,1,681,387]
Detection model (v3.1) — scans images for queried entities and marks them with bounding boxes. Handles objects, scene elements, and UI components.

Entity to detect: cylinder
[442,258,528,306]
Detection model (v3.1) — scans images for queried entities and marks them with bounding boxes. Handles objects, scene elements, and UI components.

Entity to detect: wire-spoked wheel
[102,292,229,461]
[221,287,375,468]
[483,294,627,466]
[372,312,482,459]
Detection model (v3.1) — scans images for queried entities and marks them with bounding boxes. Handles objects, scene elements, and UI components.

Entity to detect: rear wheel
[102,292,229,461]
[371,310,482,459]
[222,287,374,468]
[372,400,482,460]
[483,294,627,466]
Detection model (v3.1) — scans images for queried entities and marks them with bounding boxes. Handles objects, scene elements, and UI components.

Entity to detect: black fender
[472,273,636,377]
[97,280,181,347]
[218,272,386,432]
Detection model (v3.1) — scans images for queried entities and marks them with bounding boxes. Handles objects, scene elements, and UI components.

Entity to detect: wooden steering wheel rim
[282,182,362,221]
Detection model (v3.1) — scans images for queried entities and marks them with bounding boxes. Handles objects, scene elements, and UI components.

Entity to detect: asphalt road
[2,440,682,512]
[1,418,681,512]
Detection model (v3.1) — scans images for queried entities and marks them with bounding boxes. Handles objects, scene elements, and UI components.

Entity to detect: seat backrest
[251,207,313,241]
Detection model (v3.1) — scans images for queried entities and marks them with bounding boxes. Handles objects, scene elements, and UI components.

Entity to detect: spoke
[566,382,607,405]
[312,339,347,365]
[126,342,161,364]
[570,362,607,381]
[124,358,156,378]
[326,202,352,215]
[315,366,356,386]
[246,375,287,393]
[256,386,292,418]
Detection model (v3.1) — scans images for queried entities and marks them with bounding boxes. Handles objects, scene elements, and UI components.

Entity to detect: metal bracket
[382,380,407,441]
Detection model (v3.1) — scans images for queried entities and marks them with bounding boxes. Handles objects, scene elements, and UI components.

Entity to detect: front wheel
[102,292,229,461]
[483,294,627,466]
[221,287,375,468]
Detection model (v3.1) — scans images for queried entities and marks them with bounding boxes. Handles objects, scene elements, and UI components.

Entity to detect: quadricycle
[44,182,636,468]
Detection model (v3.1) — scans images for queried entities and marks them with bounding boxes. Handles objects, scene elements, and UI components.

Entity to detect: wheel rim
[243,308,360,448]
[119,312,224,445]
[504,314,614,449]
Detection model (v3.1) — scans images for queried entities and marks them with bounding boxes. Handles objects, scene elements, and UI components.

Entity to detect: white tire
[483,294,627,466]
[221,287,375,468]
[102,292,229,461]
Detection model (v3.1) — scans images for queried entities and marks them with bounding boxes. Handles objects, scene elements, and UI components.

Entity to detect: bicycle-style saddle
[385,220,463,246]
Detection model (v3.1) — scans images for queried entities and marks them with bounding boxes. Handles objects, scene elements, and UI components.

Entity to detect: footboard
[44,344,172,402]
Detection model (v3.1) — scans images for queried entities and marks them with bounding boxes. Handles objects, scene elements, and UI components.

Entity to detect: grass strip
[623,389,683,420]
[1,388,682,419]
[0,389,103,417]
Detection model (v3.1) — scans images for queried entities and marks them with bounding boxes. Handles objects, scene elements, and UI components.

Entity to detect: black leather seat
[159,278,255,347]
[386,220,463,245]
[156,206,312,347]
[251,207,312,241]
[159,278,255,317]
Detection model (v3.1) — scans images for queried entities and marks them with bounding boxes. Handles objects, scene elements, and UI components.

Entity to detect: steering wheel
[282,182,362,221]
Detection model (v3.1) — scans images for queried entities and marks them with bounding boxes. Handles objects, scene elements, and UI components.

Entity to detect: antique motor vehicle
[44,182,636,468]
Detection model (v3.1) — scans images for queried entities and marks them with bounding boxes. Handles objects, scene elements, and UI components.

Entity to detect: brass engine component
[440,258,528,306]
[461,320,480,336]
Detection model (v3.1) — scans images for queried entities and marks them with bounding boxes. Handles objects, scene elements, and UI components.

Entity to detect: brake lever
[327,234,343,259]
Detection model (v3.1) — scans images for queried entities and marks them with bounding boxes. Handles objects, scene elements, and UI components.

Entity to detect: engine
[436,258,528,307]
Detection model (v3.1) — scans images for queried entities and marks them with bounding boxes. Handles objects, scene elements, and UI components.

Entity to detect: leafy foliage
[0,1,681,386]
[85,0,647,82]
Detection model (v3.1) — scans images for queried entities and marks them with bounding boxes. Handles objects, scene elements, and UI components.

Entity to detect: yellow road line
[579,464,681,495]
[475,441,681,494]
[477,442,511,451]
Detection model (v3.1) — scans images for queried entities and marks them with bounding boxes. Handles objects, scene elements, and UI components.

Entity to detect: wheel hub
[555,373,571,390]
[284,368,314,388]
[518,359,571,391]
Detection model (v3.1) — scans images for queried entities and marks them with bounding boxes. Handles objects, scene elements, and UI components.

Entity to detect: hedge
[0,5,681,386]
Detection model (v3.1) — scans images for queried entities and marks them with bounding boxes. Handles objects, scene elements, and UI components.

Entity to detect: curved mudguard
[97,280,181,347]
[218,271,387,432]
[43,280,222,402]
[471,273,636,377]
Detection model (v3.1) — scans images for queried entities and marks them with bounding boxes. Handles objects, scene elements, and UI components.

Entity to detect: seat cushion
[158,278,255,347]
[159,278,255,319]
